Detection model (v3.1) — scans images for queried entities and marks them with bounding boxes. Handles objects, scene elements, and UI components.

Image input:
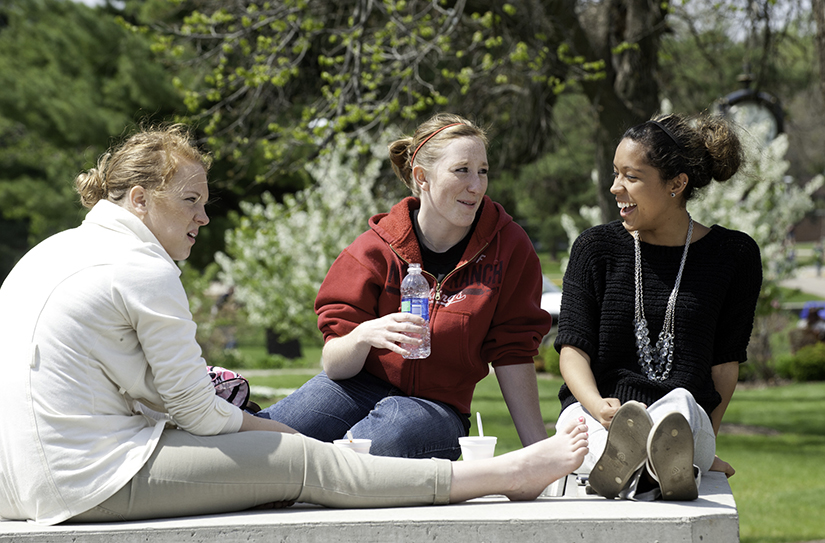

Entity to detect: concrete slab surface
[0,472,737,542]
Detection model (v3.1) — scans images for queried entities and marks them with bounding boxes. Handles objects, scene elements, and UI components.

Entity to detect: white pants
[556,388,716,475]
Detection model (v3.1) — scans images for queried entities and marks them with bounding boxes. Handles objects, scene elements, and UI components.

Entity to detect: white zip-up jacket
[0,201,243,525]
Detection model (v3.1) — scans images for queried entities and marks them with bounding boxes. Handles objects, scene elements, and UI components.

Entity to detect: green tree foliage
[0,0,182,279]
[143,0,668,212]
[142,1,570,175]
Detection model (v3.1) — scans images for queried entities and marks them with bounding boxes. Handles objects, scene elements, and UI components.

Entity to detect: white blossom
[216,135,393,342]
[690,132,823,282]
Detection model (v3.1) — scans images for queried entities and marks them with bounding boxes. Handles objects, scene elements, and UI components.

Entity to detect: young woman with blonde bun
[258,113,553,460]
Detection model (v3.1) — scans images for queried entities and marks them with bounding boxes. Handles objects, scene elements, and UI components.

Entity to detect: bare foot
[503,418,589,501]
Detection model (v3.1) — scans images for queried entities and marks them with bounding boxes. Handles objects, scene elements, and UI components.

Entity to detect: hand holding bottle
[352,313,428,356]
[400,263,431,359]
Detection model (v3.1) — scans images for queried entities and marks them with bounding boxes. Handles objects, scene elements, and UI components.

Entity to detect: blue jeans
[256,370,468,460]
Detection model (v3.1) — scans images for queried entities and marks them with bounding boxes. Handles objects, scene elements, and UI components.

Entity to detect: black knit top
[554,221,762,416]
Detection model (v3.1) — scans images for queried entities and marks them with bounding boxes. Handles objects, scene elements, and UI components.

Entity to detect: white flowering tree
[216,136,394,344]
[688,133,824,284]
[558,170,603,274]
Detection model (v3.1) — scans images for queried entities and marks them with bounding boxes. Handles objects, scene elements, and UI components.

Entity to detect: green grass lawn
[722,382,825,543]
[248,370,825,543]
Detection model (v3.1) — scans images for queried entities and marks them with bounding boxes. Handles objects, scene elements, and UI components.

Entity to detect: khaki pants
[70,429,451,522]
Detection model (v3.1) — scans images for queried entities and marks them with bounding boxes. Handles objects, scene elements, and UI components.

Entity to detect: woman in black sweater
[554,113,762,501]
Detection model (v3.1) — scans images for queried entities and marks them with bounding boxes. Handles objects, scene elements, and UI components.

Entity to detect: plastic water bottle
[400,263,431,359]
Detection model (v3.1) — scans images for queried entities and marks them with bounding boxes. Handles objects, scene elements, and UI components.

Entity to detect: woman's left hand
[709,455,735,478]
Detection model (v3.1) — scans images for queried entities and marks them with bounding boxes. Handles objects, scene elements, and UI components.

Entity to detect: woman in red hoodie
[257,113,553,459]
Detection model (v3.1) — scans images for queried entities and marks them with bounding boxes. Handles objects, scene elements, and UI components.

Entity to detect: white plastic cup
[333,438,372,454]
[459,436,497,461]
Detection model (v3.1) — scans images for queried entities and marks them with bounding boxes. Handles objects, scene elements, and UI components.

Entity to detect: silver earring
[671,192,676,197]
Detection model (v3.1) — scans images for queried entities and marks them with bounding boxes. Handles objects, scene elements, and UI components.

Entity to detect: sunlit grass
[720,431,825,543]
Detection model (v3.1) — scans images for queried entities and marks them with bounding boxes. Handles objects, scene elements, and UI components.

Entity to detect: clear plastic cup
[333,438,372,454]
[458,436,497,461]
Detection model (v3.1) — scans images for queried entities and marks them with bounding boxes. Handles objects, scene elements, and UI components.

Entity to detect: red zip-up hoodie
[315,196,551,414]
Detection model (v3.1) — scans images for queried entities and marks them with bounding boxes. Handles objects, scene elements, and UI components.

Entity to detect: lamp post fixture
[715,66,784,147]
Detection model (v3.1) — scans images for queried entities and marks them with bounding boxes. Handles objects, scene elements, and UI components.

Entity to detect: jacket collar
[82,200,176,268]
[369,195,512,264]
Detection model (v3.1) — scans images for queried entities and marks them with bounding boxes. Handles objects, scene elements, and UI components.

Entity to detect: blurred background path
[780,265,825,298]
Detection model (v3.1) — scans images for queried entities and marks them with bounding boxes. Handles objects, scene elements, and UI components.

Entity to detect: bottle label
[402,297,429,321]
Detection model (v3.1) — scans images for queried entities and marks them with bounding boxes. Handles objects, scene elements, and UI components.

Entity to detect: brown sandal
[647,412,699,501]
[588,401,653,499]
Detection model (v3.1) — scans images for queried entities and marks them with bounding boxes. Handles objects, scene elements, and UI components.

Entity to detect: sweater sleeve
[553,227,604,360]
[712,231,762,365]
[113,254,243,435]
[485,225,552,367]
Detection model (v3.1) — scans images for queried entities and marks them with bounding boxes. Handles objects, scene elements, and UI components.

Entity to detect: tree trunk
[549,0,668,222]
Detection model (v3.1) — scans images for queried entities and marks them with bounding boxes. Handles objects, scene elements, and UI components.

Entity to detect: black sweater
[554,221,762,416]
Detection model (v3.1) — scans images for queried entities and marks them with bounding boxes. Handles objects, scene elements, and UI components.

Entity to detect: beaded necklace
[633,216,693,381]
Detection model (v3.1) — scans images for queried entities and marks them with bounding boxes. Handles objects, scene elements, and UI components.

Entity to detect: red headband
[410,123,462,166]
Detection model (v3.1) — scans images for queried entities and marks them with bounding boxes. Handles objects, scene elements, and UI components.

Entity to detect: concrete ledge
[0,472,737,543]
